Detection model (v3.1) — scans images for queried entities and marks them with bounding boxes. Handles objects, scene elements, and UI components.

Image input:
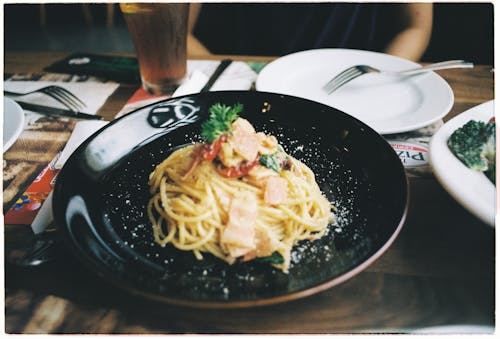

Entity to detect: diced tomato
[182,135,227,180]
[200,135,227,161]
[281,159,293,170]
[217,159,259,178]
[489,116,495,123]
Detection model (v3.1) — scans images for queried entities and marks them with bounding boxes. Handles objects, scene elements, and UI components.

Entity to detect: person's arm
[383,3,433,61]
[187,3,212,58]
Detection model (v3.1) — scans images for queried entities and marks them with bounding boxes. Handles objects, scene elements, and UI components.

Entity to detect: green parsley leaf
[201,103,243,143]
[259,153,281,173]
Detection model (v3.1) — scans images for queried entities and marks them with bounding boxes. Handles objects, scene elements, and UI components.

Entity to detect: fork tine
[5,85,86,112]
[329,68,361,88]
[51,86,87,108]
[53,89,84,111]
[42,88,80,112]
[42,86,85,112]
[324,67,364,93]
[322,66,358,91]
[326,75,358,93]
[47,86,86,109]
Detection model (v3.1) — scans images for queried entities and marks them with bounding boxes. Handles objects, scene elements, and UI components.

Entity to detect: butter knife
[13,100,103,120]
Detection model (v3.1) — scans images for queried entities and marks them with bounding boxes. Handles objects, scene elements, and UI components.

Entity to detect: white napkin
[31,120,108,234]
[172,70,209,97]
[31,191,54,234]
[4,81,119,115]
[54,120,108,169]
[173,60,257,97]
[116,60,257,118]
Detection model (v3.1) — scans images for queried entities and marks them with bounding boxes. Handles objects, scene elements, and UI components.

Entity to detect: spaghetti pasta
[147,104,334,272]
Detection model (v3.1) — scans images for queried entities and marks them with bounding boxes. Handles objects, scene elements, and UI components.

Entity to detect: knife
[200,59,233,92]
[13,100,103,120]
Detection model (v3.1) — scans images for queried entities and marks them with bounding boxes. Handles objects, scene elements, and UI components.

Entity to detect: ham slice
[263,176,288,205]
[221,194,258,258]
[229,118,260,161]
[242,226,279,262]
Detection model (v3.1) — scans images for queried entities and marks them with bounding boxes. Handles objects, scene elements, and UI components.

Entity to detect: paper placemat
[3,72,118,220]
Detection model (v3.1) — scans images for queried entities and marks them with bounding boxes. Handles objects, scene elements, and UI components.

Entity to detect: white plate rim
[409,324,494,334]
[256,48,454,134]
[429,100,495,226]
[3,97,25,153]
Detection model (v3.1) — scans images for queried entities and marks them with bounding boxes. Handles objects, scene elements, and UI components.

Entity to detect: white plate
[3,97,25,152]
[429,100,495,226]
[410,325,494,334]
[256,49,454,134]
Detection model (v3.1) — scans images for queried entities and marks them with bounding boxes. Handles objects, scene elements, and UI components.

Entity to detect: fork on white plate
[323,60,474,94]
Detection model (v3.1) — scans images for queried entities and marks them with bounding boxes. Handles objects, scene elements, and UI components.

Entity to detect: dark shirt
[194,3,396,56]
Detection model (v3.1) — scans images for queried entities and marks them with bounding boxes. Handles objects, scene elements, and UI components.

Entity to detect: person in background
[187,2,433,62]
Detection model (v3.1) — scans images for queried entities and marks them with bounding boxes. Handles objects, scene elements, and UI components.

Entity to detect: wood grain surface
[3,51,495,334]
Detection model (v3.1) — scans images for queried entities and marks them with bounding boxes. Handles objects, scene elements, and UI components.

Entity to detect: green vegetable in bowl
[259,153,281,173]
[447,119,496,183]
[255,251,284,264]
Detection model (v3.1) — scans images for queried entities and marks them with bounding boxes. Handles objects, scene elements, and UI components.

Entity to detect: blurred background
[4,2,494,64]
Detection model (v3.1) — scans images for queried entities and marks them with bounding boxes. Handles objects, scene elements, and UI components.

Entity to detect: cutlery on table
[13,101,103,120]
[6,227,64,267]
[4,85,87,112]
[323,60,474,94]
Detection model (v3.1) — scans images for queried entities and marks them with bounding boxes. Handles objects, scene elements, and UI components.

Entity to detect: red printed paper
[4,155,60,225]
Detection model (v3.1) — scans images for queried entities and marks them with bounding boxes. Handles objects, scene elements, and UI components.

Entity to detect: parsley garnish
[201,103,243,143]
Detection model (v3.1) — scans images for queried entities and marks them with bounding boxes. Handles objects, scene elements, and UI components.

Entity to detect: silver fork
[323,60,474,94]
[4,85,87,112]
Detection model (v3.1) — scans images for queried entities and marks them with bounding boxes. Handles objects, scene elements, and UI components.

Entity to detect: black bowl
[53,91,408,308]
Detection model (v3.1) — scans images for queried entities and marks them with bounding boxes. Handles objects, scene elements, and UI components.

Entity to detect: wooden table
[4,51,495,334]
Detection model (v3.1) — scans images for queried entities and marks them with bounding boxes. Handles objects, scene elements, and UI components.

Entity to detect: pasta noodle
[147,106,334,272]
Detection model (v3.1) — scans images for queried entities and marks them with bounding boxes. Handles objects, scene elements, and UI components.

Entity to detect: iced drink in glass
[120,3,189,94]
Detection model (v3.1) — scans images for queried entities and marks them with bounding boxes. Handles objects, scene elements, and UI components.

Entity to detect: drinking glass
[120,3,189,94]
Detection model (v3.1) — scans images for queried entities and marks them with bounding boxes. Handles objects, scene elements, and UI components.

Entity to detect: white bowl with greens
[429,100,495,226]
